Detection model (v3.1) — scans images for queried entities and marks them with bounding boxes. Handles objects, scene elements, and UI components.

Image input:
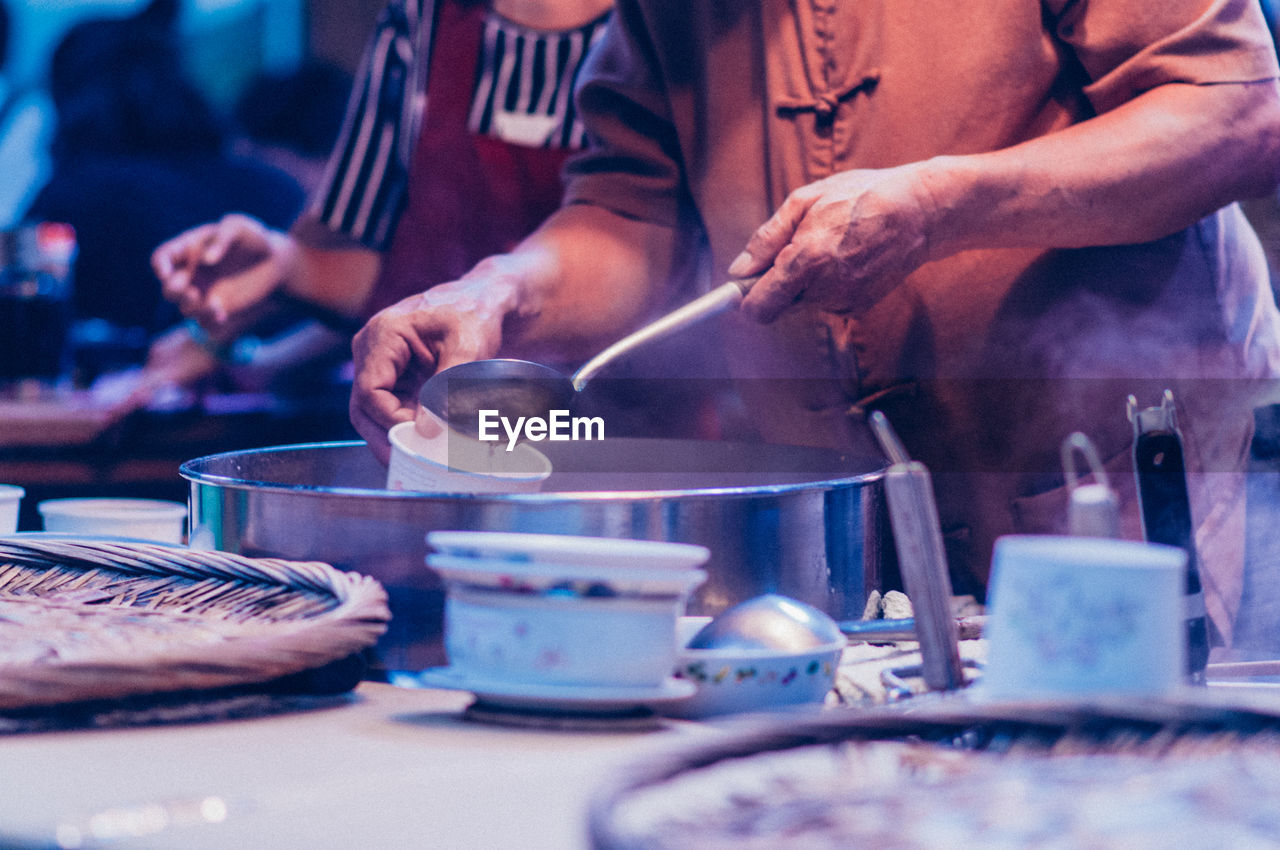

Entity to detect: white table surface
[0,683,722,849]
[3,649,1278,849]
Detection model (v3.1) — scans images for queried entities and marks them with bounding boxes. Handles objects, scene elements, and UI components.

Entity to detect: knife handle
[882,461,965,691]
[869,411,965,691]
[1132,410,1210,678]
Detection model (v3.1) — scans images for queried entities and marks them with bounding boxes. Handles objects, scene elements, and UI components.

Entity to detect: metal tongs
[869,411,965,692]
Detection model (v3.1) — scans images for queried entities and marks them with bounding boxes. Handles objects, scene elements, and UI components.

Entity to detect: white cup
[386,420,552,494]
[38,498,188,544]
[981,535,1187,700]
[0,485,24,534]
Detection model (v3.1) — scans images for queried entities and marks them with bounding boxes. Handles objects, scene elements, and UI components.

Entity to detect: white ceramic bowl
[38,498,187,544]
[427,531,711,571]
[387,421,552,494]
[441,585,695,688]
[428,553,708,597]
[430,532,709,688]
[663,617,845,718]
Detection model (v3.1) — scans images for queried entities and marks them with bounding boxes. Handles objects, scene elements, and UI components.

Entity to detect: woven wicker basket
[590,694,1280,849]
[0,536,390,709]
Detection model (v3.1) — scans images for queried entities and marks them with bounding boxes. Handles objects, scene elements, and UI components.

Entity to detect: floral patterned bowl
[664,617,845,718]
[427,533,708,688]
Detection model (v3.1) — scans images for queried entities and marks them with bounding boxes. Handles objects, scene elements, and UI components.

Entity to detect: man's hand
[349,262,522,463]
[728,164,935,323]
[730,79,1280,328]
[152,214,298,329]
[348,204,680,463]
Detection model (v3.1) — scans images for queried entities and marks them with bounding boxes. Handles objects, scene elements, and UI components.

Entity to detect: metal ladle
[685,594,846,652]
[418,276,759,432]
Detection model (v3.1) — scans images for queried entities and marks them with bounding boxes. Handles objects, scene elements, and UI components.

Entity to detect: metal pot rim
[179,440,887,503]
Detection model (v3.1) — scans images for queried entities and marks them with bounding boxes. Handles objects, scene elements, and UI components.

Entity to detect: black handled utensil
[1128,390,1211,681]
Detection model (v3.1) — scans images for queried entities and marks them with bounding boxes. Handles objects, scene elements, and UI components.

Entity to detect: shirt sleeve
[1046,0,1280,115]
[305,0,432,251]
[561,0,687,229]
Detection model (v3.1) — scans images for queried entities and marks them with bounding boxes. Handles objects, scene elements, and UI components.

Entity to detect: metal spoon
[419,276,759,431]
[686,594,846,652]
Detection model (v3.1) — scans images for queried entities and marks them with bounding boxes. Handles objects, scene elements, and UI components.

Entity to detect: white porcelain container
[443,587,691,687]
[38,498,188,544]
[428,530,712,571]
[981,535,1187,700]
[428,531,708,688]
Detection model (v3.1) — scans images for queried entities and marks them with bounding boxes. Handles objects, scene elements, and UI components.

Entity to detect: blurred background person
[142,58,355,398]
[150,0,622,409]
[25,0,303,380]
[0,0,398,531]
[231,59,353,194]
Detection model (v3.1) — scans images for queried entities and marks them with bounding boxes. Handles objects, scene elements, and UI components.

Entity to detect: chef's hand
[727,165,936,322]
[152,214,298,329]
[349,261,521,463]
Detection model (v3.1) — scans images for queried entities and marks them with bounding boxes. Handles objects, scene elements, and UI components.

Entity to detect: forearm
[920,80,1280,259]
[287,214,382,317]
[484,204,681,362]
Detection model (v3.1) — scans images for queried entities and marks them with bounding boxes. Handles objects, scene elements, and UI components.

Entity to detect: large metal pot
[181,439,889,671]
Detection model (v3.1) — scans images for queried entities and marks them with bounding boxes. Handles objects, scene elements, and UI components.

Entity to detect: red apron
[369,0,572,314]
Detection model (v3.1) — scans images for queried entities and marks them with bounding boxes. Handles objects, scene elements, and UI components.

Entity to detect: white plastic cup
[980,535,1187,700]
[0,485,24,534]
[386,421,552,494]
[38,498,188,544]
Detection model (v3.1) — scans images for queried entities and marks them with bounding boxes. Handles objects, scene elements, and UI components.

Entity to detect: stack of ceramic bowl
[419,531,708,713]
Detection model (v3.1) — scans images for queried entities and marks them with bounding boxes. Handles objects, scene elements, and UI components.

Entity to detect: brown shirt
[564,0,1280,639]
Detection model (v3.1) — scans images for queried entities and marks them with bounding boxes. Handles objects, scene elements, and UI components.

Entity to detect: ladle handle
[569,277,758,392]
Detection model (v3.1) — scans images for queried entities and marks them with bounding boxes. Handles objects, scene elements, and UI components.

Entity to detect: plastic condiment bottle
[1061,432,1121,539]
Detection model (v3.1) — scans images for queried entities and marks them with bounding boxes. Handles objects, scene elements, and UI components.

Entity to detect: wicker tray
[0,536,390,710]
[591,693,1280,848]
